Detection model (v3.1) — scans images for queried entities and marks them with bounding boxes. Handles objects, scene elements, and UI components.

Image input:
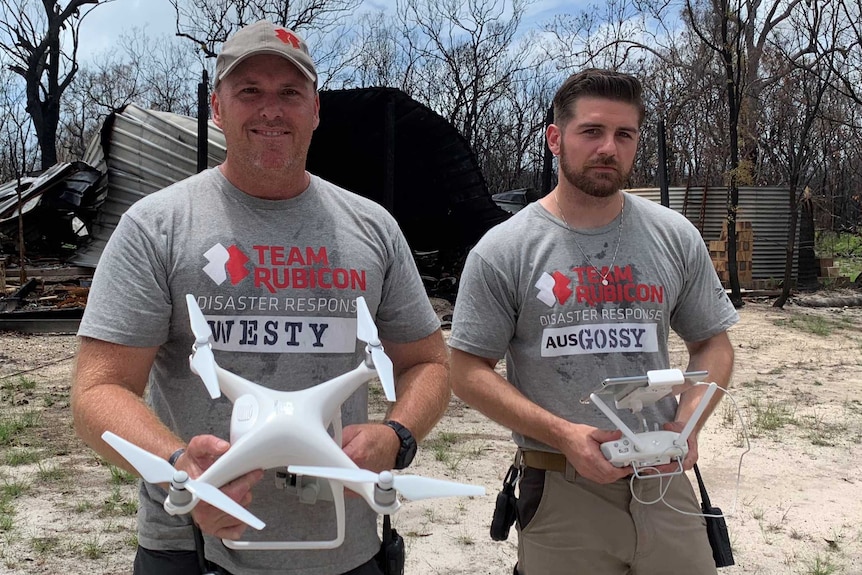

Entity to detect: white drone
[102,294,484,551]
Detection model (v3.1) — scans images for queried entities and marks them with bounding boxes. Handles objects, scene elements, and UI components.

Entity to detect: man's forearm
[71,338,184,473]
[379,329,452,441]
[676,331,735,431]
[72,381,184,470]
[450,350,572,452]
[385,361,450,441]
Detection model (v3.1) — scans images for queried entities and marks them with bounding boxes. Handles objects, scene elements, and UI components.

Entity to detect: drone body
[103,294,484,551]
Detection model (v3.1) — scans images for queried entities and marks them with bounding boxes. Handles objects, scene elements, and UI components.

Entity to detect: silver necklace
[554,193,624,286]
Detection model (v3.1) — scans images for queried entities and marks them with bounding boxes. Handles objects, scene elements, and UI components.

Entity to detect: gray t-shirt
[449,192,738,450]
[78,168,440,574]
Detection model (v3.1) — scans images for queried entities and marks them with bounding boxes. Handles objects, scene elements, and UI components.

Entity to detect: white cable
[630,469,673,504]
[629,383,751,519]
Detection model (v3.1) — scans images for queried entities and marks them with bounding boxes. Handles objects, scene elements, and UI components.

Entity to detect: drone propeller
[287,465,486,501]
[185,294,221,399]
[355,297,396,402]
[102,431,265,530]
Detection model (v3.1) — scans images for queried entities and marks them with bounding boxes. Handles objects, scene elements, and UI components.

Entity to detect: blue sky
[77,0,177,59]
[77,0,588,62]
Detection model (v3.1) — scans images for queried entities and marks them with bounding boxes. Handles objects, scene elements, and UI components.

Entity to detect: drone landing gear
[223,484,347,550]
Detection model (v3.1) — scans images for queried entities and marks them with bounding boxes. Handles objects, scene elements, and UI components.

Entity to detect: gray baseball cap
[215,21,317,88]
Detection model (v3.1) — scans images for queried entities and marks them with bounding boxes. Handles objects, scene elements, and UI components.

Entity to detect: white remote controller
[600,430,687,468]
[590,371,718,474]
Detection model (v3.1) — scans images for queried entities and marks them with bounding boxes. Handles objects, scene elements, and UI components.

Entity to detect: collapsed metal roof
[0,162,101,223]
[70,88,507,268]
[0,161,104,256]
[70,104,227,266]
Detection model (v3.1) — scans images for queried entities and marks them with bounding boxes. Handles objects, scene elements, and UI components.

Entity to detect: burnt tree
[0,0,105,169]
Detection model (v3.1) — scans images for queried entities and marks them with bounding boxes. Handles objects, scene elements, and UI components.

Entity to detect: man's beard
[560,152,630,198]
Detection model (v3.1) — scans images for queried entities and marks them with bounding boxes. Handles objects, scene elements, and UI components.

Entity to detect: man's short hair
[552,69,645,128]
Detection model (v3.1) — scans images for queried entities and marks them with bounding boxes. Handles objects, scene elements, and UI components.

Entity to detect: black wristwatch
[383,420,417,469]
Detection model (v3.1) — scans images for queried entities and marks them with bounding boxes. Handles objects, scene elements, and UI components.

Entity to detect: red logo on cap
[275,29,301,48]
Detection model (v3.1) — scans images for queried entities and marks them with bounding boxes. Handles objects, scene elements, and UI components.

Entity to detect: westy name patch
[207,315,356,353]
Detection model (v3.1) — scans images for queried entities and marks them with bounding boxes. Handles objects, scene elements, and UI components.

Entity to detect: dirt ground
[1,294,861,575]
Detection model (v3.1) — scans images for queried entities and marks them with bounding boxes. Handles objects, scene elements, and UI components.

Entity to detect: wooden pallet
[709,220,754,287]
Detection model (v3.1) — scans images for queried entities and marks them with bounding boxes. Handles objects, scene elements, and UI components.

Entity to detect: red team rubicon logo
[204,244,250,286]
[197,243,367,354]
[275,29,301,48]
[202,243,367,293]
[535,271,573,306]
[534,265,666,357]
[535,265,665,308]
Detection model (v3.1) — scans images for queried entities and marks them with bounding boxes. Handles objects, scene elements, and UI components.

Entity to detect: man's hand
[656,420,699,472]
[178,435,264,540]
[559,424,633,484]
[341,423,400,473]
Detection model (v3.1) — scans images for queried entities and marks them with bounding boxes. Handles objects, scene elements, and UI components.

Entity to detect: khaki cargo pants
[515,454,717,575]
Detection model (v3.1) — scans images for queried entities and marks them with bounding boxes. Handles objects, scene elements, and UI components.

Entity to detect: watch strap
[383,420,416,469]
[168,447,186,467]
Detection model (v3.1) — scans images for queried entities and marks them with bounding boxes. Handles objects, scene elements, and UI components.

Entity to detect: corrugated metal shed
[73,104,227,267]
[307,87,507,253]
[628,186,798,282]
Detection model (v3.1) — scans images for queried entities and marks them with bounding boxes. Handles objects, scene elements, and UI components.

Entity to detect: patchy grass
[0,480,30,500]
[804,554,838,575]
[3,448,42,467]
[108,465,136,486]
[31,536,61,556]
[0,410,41,446]
[0,377,37,396]
[80,534,106,560]
[803,411,848,447]
[747,397,797,435]
[36,463,70,484]
[423,431,460,464]
[101,485,138,518]
[771,315,837,336]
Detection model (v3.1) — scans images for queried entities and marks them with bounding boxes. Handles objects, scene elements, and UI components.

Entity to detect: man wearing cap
[72,20,449,575]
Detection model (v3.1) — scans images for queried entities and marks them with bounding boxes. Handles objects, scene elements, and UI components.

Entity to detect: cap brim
[217,50,317,86]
